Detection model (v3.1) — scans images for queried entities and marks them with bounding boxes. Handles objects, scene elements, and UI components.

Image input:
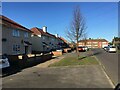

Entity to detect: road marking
[94,56,115,88]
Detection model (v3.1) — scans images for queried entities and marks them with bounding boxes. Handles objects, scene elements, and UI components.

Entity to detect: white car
[56,48,64,52]
[0,55,10,69]
[107,46,117,53]
[83,46,89,51]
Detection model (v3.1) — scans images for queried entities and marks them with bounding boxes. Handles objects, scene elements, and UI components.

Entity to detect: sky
[2,2,118,42]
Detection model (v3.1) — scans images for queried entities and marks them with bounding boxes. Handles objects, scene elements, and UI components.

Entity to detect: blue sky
[2,2,118,42]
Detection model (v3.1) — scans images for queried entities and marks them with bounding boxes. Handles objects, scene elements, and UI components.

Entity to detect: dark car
[78,46,85,52]
[103,46,108,51]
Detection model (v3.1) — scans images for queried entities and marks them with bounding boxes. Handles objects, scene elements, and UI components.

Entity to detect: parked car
[83,46,89,51]
[103,46,109,51]
[107,46,117,53]
[56,48,64,52]
[0,55,10,69]
[78,46,85,52]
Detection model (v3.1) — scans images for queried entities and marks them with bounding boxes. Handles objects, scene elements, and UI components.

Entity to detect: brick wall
[52,51,63,56]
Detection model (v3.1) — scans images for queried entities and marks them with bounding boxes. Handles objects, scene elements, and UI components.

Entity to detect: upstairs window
[12,29,20,37]
[52,38,54,41]
[24,32,28,38]
[42,36,45,40]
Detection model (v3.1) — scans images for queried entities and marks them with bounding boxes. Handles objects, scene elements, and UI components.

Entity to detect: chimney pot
[55,34,58,37]
[43,26,47,32]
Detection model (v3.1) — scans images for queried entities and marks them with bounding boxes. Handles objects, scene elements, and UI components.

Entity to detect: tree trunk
[76,41,79,60]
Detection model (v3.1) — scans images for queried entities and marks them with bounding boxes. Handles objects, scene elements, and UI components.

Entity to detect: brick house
[0,15,32,55]
[78,39,108,48]
[112,37,120,49]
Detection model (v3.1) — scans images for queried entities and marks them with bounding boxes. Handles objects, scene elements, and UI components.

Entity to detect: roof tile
[0,15,32,33]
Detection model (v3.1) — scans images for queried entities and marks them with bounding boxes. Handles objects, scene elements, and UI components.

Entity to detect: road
[92,48,118,86]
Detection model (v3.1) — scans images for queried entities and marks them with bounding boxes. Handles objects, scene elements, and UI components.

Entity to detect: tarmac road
[92,48,118,86]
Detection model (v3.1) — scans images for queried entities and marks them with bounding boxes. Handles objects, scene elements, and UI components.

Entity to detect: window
[102,42,107,44]
[12,30,20,37]
[42,36,45,40]
[13,45,16,52]
[24,32,28,38]
[87,42,91,44]
[93,42,98,44]
[13,44,20,52]
[92,42,98,44]
[52,38,54,41]
[17,45,20,51]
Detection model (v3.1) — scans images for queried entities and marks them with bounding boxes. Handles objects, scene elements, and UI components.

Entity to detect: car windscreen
[104,46,108,48]
[110,46,116,48]
[0,55,7,59]
[78,46,83,48]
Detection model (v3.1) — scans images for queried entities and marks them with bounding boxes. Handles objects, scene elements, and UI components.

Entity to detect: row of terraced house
[0,15,68,55]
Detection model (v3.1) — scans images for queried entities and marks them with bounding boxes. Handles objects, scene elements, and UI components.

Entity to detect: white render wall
[31,35,43,52]
[2,24,32,55]
[0,24,2,55]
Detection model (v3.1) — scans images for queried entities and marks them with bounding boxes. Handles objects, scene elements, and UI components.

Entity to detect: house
[112,37,120,49]
[31,27,59,53]
[0,15,32,55]
[78,38,108,48]
[0,19,2,55]
[57,37,69,48]
[31,27,69,53]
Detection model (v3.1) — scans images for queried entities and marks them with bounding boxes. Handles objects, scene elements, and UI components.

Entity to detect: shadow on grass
[78,56,86,60]
[78,51,102,60]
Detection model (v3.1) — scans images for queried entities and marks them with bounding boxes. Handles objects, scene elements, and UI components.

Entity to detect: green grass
[118,50,120,53]
[49,56,99,67]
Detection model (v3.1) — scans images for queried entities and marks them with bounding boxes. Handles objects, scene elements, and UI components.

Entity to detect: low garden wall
[64,48,72,53]
[52,51,63,56]
[7,53,53,69]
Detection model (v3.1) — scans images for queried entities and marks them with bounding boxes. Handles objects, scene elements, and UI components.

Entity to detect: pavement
[2,51,114,88]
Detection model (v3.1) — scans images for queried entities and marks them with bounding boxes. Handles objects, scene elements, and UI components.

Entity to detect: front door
[25,46,28,54]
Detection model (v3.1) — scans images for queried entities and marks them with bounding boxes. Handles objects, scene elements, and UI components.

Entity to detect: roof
[113,37,120,41]
[79,39,108,42]
[0,15,32,33]
[59,37,68,43]
[31,27,56,38]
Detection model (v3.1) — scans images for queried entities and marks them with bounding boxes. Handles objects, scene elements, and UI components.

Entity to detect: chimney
[55,34,58,37]
[43,26,47,33]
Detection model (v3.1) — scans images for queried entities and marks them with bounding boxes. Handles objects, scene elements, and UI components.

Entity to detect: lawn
[49,55,99,67]
[118,50,120,53]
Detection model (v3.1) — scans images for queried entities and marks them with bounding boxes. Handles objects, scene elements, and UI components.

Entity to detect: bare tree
[82,33,88,46]
[66,6,87,59]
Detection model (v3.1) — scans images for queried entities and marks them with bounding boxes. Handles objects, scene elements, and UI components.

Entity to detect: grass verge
[49,55,99,67]
[117,50,120,53]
